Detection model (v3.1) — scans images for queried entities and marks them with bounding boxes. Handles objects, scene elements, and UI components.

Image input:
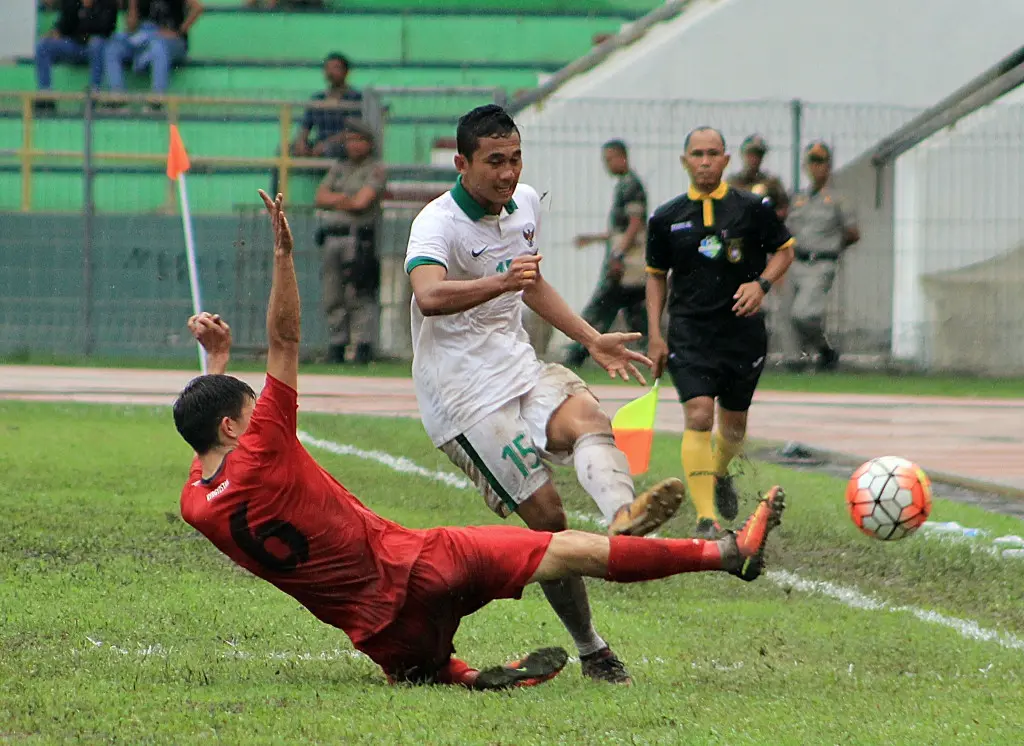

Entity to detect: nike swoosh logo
[471,246,489,258]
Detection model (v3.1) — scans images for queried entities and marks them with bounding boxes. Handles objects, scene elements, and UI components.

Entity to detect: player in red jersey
[174,190,787,689]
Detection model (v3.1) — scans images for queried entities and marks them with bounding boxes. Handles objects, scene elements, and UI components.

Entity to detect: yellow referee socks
[681,429,716,521]
[713,432,744,477]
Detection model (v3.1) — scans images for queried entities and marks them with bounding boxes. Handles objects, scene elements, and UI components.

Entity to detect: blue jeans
[103,23,187,93]
[36,35,107,90]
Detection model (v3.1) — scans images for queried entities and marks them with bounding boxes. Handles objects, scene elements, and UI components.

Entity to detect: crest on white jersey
[523,223,536,247]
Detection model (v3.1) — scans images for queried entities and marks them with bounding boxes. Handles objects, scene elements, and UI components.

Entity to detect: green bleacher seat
[205,1,656,14]
[199,13,623,64]
[8,3,654,214]
[32,9,627,65]
[4,62,543,98]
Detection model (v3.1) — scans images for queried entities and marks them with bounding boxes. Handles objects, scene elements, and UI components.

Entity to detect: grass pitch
[2,401,1024,744]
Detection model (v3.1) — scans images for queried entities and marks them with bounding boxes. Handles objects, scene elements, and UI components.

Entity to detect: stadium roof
[870,45,1024,166]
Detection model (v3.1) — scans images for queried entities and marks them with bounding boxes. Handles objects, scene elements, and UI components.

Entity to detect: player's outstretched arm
[409,254,541,316]
[259,189,299,391]
[188,312,231,375]
[523,275,651,383]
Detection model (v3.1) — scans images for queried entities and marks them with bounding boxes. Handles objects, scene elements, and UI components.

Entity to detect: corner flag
[166,124,205,373]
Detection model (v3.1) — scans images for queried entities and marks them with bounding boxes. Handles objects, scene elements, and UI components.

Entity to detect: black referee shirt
[646,183,794,319]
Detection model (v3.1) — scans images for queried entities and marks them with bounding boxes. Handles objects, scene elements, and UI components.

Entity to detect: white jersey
[405,180,545,446]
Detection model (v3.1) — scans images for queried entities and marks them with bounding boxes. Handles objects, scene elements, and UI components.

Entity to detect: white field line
[297,430,471,490]
[297,428,1024,654]
[77,638,367,662]
[766,570,1024,652]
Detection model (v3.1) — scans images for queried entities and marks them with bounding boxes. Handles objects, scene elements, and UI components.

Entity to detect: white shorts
[440,363,592,517]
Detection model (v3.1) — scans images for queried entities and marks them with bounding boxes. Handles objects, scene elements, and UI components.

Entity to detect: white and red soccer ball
[846,456,933,541]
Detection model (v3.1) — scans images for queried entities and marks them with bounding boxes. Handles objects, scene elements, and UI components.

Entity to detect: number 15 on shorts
[502,433,542,477]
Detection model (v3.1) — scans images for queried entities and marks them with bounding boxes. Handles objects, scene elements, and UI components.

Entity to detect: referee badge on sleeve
[698,235,723,259]
[726,239,744,263]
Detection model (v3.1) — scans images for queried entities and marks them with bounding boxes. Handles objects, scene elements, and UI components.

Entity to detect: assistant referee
[646,127,795,540]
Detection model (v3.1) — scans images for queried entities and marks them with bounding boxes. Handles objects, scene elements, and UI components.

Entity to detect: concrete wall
[0,0,36,61]
[891,92,1024,368]
[537,0,1024,107]
[828,157,897,355]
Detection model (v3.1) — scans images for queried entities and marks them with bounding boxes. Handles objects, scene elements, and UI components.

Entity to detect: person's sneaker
[580,647,632,685]
[608,477,685,537]
[471,647,568,690]
[725,485,786,582]
[714,474,740,521]
[694,517,723,539]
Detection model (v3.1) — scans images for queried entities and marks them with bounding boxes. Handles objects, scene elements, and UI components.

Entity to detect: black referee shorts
[666,314,767,412]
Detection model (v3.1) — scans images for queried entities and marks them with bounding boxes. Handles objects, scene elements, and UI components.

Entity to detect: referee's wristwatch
[756,276,773,294]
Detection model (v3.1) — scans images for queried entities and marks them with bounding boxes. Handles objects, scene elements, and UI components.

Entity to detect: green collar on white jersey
[451,175,518,221]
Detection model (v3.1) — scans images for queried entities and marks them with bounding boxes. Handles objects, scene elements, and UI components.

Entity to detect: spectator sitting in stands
[36,0,119,109]
[102,0,204,109]
[270,53,363,195]
[293,53,364,159]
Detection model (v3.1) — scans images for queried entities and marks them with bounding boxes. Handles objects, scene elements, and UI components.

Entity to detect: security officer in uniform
[565,139,650,367]
[727,134,789,218]
[646,127,794,542]
[727,134,791,351]
[783,141,860,371]
[314,119,388,365]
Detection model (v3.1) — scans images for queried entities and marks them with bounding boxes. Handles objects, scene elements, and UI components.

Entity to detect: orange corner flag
[611,378,662,476]
[166,124,191,181]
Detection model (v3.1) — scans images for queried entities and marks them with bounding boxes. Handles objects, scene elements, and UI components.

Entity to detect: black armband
[757,277,773,294]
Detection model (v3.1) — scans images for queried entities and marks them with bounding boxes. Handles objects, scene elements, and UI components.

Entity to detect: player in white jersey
[404,105,685,684]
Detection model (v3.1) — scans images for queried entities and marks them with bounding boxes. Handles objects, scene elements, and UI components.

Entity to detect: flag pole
[167,124,207,374]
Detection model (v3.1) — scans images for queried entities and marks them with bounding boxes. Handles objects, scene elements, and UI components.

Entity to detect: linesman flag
[611,378,662,476]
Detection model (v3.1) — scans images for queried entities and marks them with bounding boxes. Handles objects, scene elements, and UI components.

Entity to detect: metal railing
[0,89,373,211]
[0,86,507,361]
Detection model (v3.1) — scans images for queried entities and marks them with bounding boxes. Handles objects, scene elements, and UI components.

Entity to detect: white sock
[573,432,636,523]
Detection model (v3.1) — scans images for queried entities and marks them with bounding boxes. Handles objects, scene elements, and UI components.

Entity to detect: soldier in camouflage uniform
[314,119,388,365]
[782,141,860,371]
[564,140,649,368]
[727,134,789,218]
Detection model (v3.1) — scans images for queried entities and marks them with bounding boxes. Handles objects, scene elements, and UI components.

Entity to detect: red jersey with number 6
[180,374,427,645]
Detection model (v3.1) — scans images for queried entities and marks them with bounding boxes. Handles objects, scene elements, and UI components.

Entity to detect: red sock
[604,535,722,582]
[436,657,480,687]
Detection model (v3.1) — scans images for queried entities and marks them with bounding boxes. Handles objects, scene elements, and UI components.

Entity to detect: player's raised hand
[732,281,766,317]
[500,254,542,292]
[258,189,294,255]
[588,331,652,385]
[188,312,232,358]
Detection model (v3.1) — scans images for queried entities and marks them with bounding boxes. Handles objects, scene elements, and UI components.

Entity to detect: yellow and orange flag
[166,124,191,181]
[612,378,662,476]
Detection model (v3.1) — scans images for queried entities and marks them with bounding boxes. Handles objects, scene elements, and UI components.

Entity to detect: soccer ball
[846,456,932,540]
